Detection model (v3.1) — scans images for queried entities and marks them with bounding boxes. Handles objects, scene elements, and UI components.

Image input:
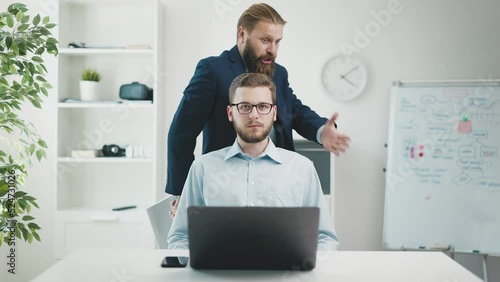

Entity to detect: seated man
[167,73,339,251]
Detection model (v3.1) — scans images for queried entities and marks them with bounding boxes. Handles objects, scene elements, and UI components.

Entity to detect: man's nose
[266,43,277,56]
[248,106,259,118]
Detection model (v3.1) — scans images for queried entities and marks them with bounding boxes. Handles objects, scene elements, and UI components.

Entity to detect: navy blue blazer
[166,46,328,195]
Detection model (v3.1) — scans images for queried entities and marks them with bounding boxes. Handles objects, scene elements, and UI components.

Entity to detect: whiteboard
[383,81,500,254]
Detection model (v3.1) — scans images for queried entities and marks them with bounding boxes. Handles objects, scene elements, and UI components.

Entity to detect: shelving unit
[53,0,164,258]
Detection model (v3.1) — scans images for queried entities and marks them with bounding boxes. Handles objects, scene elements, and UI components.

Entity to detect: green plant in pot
[80,68,101,101]
[0,3,58,245]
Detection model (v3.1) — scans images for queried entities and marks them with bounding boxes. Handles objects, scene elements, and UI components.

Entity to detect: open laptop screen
[187,206,319,270]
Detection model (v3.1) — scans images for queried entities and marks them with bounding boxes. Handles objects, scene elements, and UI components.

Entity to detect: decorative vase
[79,81,99,101]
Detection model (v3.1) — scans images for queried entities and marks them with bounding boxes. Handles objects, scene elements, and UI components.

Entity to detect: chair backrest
[147,195,176,249]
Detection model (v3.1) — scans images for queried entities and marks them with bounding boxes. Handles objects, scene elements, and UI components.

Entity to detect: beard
[234,121,273,144]
[242,40,276,79]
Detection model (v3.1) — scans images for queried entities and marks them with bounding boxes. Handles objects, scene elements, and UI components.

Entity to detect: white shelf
[57,157,154,163]
[60,0,154,7]
[54,0,162,258]
[59,48,154,55]
[58,102,154,109]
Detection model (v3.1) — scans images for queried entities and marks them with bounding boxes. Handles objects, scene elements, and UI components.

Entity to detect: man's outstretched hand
[320,112,351,156]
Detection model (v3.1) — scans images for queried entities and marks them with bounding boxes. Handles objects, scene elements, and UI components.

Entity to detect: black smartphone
[161,256,189,268]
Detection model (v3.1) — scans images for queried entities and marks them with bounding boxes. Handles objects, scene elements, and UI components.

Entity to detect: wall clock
[321,54,368,101]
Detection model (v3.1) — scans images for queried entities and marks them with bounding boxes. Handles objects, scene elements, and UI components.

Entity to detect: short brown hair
[229,73,276,104]
[237,3,287,37]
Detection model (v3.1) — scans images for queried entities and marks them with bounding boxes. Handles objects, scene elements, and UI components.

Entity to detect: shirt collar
[224,138,283,164]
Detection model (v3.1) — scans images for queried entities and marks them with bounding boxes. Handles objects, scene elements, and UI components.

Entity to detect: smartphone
[161,256,189,268]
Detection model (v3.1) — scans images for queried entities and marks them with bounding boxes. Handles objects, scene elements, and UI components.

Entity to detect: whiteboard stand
[452,250,488,282]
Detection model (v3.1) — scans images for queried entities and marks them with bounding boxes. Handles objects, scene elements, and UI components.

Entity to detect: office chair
[147,195,176,249]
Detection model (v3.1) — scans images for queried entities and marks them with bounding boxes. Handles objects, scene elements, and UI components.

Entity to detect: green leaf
[18,199,27,210]
[28,222,41,230]
[17,23,29,32]
[22,75,29,85]
[39,27,50,36]
[22,215,35,221]
[29,144,36,154]
[45,23,56,29]
[37,139,48,148]
[31,201,39,209]
[16,11,25,23]
[0,184,8,198]
[6,15,14,28]
[36,76,46,82]
[23,196,37,202]
[41,87,48,96]
[47,37,58,44]
[27,232,33,243]
[42,16,49,24]
[14,191,27,198]
[35,47,45,55]
[32,231,40,241]
[32,56,43,63]
[11,41,19,55]
[21,226,29,241]
[21,15,30,24]
[36,149,45,161]
[31,99,42,109]
[33,14,40,25]
[6,36,13,49]
[15,227,21,239]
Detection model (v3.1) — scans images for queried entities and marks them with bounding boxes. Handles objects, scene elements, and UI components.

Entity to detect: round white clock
[321,54,368,101]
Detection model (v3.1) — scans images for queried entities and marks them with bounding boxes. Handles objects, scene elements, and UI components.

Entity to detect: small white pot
[79,81,100,101]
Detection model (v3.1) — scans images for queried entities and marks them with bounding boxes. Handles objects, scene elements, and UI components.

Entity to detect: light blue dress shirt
[167,138,339,250]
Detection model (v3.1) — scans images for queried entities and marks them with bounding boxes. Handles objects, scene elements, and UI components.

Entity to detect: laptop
[187,206,320,270]
[147,195,176,249]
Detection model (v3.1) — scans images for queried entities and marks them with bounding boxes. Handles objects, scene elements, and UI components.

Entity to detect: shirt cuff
[316,125,325,145]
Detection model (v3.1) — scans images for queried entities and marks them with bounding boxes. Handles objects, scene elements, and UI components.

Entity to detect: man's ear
[273,105,277,121]
[237,26,246,43]
[227,105,234,122]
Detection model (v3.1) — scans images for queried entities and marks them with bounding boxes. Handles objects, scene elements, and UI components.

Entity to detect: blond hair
[237,3,287,39]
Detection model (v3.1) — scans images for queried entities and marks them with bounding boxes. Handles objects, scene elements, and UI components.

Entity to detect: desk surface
[32,249,481,282]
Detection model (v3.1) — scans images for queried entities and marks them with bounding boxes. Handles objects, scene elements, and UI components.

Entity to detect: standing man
[167,3,351,215]
[167,73,339,251]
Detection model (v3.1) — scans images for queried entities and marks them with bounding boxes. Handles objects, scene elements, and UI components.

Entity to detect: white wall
[2,0,500,281]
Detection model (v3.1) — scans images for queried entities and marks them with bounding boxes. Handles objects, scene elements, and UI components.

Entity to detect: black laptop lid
[187,206,319,270]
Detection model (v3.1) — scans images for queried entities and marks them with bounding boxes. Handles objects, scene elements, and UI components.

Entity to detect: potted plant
[0,3,58,245]
[80,68,101,101]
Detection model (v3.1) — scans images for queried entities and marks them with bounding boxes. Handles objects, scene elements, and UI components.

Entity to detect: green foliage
[0,3,58,245]
[81,68,101,82]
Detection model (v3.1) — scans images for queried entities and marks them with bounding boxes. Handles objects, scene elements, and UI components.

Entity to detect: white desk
[32,249,482,282]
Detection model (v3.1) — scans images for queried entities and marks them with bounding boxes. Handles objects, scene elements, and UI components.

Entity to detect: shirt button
[251,161,255,165]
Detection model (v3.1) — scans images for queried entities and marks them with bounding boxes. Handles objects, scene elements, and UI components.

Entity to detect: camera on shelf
[100,144,151,158]
[101,144,126,157]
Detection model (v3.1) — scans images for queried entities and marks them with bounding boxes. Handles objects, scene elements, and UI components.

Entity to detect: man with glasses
[167,3,351,216]
[167,73,339,251]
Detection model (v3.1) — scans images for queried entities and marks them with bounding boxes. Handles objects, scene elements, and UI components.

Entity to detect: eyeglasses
[230,102,274,115]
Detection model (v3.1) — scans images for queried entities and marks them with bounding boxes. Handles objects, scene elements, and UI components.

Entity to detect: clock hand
[341,65,359,77]
[340,75,355,86]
